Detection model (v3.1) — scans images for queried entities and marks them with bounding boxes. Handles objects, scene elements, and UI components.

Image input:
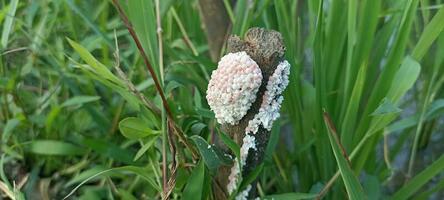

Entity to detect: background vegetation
[1,0,444,199]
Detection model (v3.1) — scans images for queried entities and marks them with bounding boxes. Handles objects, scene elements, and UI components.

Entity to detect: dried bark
[213,27,285,199]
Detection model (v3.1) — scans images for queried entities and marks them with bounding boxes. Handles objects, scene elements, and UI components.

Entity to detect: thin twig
[111,0,172,117]
[317,123,374,198]
[316,172,340,200]
[1,47,29,55]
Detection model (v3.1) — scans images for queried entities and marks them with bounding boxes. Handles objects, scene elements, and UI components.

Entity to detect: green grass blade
[340,63,367,150]
[217,129,241,159]
[313,0,333,180]
[232,0,253,36]
[133,136,158,161]
[64,0,110,44]
[263,193,317,200]
[182,161,206,200]
[67,38,122,85]
[26,140,87,156]
[342,0,357,109]
[387,56,421,103]
[354,0,419,147]
[323,112,367,200]
[353,56,420,165]
[1,0,18,49]
[61,95,101,107]
[63,166,160,199]
[414,177,444,200]
[127,0,159,71]
[354,56,421,172]
[412,6,444,61]
[390,154,444,200]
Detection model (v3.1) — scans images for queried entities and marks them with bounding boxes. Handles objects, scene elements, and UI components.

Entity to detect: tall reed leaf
[323,112,366,200]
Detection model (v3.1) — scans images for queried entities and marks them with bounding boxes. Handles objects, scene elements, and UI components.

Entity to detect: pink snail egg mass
[206,51,262,125]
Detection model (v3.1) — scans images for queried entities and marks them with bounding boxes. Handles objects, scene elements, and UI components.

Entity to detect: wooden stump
[213,27,286,200]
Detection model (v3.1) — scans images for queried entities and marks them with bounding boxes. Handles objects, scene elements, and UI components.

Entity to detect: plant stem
[154,0,168,197]
[111,0,171,117]
[407,57,439,179]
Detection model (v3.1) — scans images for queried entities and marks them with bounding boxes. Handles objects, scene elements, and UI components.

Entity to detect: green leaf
[117,189,138,200]
[363,175,381,200]
[64,0,115,49]
[263,193,318,200]
[26,140,86,156]
[232,0,253,35]
[386,56,421,103]
[191,123,207,135]
[391,154,444,200]
[133,136,158,161]
[216,130,240,160]
[2,118,20,142]
[65,165,108,187]
[195,108,215,119]
[190,135,232,171]
[165,80,183,95]
[1,0,18,49]
[341,64,367,150]
[63,165,160,199]
[387,99,444,132]
[127,0,159,71]
[371,98,402,116]
[0,4,11,25]
[367,56,421,135]
[193,87,203,108]
[323,112,367,200]
[264,124,280,163]
[426,99,444,117]
[119,117,159,140]
[414,177,444,200]
[115,166,159,191]
[61,96,101,107]
[412,6,444,61]
[67,38,141,109]
[182,161,205,200]
[67,38,122,85]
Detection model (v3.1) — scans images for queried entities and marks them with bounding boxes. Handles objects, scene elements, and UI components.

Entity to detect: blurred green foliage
[1,0,444,199]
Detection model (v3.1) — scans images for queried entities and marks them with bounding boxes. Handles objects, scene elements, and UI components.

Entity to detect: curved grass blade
[323,112,366,200]
[263,193,317,200]
[391,154,444,200]
[412,6,444,61]
[182,161,206,200]
[26,140,86,156]
[63,166,160,200]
